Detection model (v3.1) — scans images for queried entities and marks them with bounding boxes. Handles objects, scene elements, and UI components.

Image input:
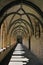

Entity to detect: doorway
[17,36,22,44]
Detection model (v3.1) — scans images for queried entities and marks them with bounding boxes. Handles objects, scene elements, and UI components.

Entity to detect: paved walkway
[0,43,43,65]
[8,43,29,65]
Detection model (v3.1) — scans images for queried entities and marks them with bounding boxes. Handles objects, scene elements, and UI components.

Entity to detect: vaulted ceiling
[0,0,43,11]
[0,0,43,38]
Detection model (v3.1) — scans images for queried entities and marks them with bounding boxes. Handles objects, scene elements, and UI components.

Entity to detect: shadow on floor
[0,44,17,65]
[22,44,43,65]
[0,43,43,65]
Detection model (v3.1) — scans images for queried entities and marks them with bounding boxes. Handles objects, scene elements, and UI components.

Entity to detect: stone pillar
[1,23,7,48]
[28,36,31,50]
[3,26,6,48]
[0,28,2,49]
[1,24,3,48]
[3,31,7,48]
[7,34,11,46]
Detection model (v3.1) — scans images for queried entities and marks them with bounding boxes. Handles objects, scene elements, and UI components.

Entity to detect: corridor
[0,0,43,65]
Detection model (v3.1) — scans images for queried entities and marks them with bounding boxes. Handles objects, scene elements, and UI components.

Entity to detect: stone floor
[8,43,29,65]
[0,43,43,65]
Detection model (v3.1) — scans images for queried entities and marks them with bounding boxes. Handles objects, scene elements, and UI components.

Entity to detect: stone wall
[31,33,43,63]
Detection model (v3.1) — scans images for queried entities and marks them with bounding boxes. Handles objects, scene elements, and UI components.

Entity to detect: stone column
[1,24,3,48]
[7,34,11,46]
[28,36,31,50]
[0,28,2,49]
[2,23,7,48]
